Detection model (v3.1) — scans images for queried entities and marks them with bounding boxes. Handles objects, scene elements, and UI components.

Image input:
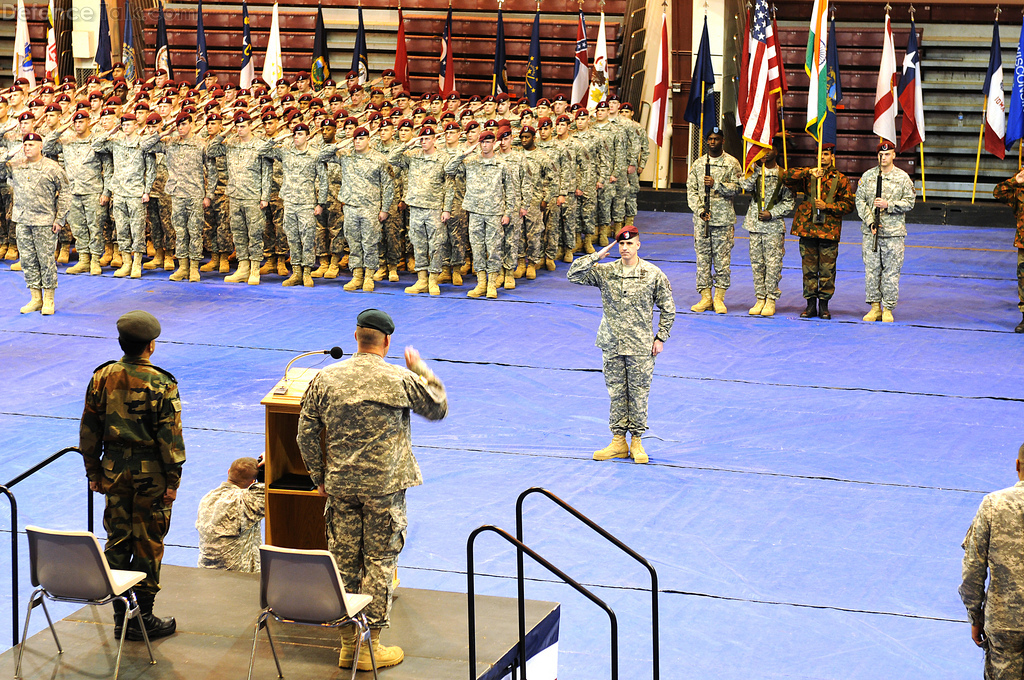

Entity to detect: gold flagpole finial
[908,4,915,21]
[883,2,891,15]
[995,5,1001,21]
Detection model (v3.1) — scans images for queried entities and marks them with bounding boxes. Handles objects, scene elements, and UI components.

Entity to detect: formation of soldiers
[1,64,652,311]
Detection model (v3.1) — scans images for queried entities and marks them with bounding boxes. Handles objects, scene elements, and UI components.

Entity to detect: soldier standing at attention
[993,168,1024,333]
[960,443,1024,679]
[79,310,183,641]
[855,141,916,323]
[737,141,793,317]
[568,225,675,464]
[781,142,855,320]
[4,132,69,315]
[686,127,741,314]
[298,309,447,672]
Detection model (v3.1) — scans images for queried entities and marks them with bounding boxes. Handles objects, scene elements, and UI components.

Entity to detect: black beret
[356,308,394,335]
[117,310,161,343]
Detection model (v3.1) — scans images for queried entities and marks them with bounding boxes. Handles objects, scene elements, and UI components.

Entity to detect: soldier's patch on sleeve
[171,397,181,412]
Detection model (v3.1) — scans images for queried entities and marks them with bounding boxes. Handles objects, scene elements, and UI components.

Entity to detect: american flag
[741,0,782,170]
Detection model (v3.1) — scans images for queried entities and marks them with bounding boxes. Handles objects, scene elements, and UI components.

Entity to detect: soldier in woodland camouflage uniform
[496,129,528,288]
[516,126,552,282]
[781,142,855,320]
[855,141,916,323]
[568,225,675,465]
[686,127,741,314]
[442,120,475,283]
[3,132,68,315]
[79,310,183,641]
[993,169,1024,333]
[196,457,265,573]
[142,113,175,274]
[960,442,1024,680]
[389,125,452,295]
[0,106,16,263]
[737,142,793,317]
[259,114,290,277]
[207,111,270,285]
[297,309,447,672]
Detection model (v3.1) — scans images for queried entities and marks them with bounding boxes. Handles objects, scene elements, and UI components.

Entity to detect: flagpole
[778,96,787,170]
[919,143,927,201]
[972,98,986,204]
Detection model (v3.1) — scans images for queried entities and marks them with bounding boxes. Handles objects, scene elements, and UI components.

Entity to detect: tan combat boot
[882,306,895,323]
[169,258,189,281]
[113,253,132,277]
[259,256,276,275]
[748,299,765,315]
[10,260,20,271]
[407,255,416,271]
[282,266,301,286]
[428,273,441,296]
[163,254,176,271]
[90,255,102,275]
[357,628,404,671]
[219,253,230,273]
[563,250,574,264]
[143,248,163,270]
[451,267,463,286]
[0,244,7,259]
[712,289,727,314]
[466,272,487,298]
[404,270,429,294]
[493,269,506,288]
[597,225,610,247]
[525,262,537,279]
[344,268,364,291]
[110,244,123,268]
[503,268,516,290]
[386,265,397,282]
[98,242,113,266]
[309,258,327,278]
[130,253,143,278]
[372,264,387,281]
[7,244,19,261]
[863,303,882,322]
[324,254,340,279]
[303,266,314,287]
[247,261,261,285]
[583,234,596,254]
[437,266,452,284]
[513,258,526,278]
[19,288,42,314]
[337,624,358,669]
[56,243,70,263]
[690,289,713,312]
[545,257,556,271]
[225,260,250,283]
[486,272,498,299]
[67,253,91,274]
[362,275,374,292]
[573,234,582,253]
[40,288,55,316]
[341,253,351,269]
[189,259,201,282]
[276,257,290,277]
[630,436,648,464]
[593,435,629,461]
[146,240,155,257]
[760,299,776,317]
[460,258,471,275]
[200,253,219,272]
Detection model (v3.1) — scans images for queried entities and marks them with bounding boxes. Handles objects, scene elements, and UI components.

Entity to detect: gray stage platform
[0,565,558,680]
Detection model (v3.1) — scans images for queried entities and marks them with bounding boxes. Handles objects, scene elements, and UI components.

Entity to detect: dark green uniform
[79,356,185,596]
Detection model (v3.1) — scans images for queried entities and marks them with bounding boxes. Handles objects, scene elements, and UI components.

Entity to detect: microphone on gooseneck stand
[272,347,344,395]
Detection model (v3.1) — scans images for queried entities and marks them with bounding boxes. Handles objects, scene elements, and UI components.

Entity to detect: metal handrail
[0,446,90,647]
[467,525,618,680]
[516,487,660,680]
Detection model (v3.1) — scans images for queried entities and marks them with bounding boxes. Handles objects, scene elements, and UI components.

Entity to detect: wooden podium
[260,368,327,550]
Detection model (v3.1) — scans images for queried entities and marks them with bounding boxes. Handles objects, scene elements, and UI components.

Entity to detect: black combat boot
[800,298,817,318]
[126,591,176,641]
[1016,313,1024,333]
[818,299,831,320]
[112,597,127,639]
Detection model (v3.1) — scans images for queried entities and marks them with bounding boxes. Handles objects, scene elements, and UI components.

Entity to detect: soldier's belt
[103,443,159,459]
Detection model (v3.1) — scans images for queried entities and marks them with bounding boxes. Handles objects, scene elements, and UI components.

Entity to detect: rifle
[703,154,712,237]
[872,166,882,252]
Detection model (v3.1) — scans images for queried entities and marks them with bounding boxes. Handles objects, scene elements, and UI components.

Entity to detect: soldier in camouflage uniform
[260,123,328,287]
[259,114,290,278]
[567,225,675,464]
[737,142,793,317]
[855,141,916,323]
[573,110,602,253]
[297,309,447,671]
[781,143,855,320]
[553,115,584,263]
[0,102,17,263]
[207,111,270,285]
[3,132,69,315]
[389,125,452,295]
[496,128,528,288]
[142,112,176,274]
[959,442,1024,680]
[320,127,395,292]
[42,111,108,276]
[445,131,517,298]
[592,101,625,245]
[317,120,347,280]
[79,310,183,641]
[516,127,553,282]
[441,121,476,283]
[686,127,741,314]
[201,114,232,274]
[196,457,265,573]
[618,104,649,225]
[993,168,1024,333]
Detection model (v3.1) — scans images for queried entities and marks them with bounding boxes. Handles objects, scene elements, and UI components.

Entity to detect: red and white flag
[983,22,1006,158]
[438,8,454,95]
[897,20,925,152]
[872,12,898,144]
[647,9,669,146]
[570,11,589,107]
[741,0,782,169]
[45,0,57,84]
[394,8,408,89]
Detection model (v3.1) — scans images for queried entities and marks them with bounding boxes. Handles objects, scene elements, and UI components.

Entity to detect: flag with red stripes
[647,9,669,146]
[872,12,898,144]
[394,8,408,89]
[897,20,924,152]
[983,21,1006,158]
[438,8,454,94]
[741,0,782,169]
[570,11,589,107]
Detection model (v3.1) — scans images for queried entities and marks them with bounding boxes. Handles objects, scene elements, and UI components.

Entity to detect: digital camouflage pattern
[3,154,69,290]
[15,224,58,288]
[855,165,916,238]
[79,356,186,594]
[93,131,158,198]
[861,237,905,308]
[42,129,107,196]
[603,353,655,436]
[260,141,328,207]
[738,166,793,300]
[196,481,265,573]
[208,135,271,261]
[686,152,742,227]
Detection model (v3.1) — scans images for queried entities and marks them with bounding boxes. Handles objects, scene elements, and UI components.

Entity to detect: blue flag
[822,15,843,146]
[1007,23,1024,150]
[492,8,509,95]
[352,7,369,84]
[121,6,137,81]
[312,2,330,89]
[155,0,173,79]
[94,0,112,78]
[195,0,209,86]
[240,0,254,87]
[526,10,542,105]
[683,17,715,137]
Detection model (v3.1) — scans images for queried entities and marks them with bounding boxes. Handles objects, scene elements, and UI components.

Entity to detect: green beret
[356,308,394,336]
[117,310,161,343]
